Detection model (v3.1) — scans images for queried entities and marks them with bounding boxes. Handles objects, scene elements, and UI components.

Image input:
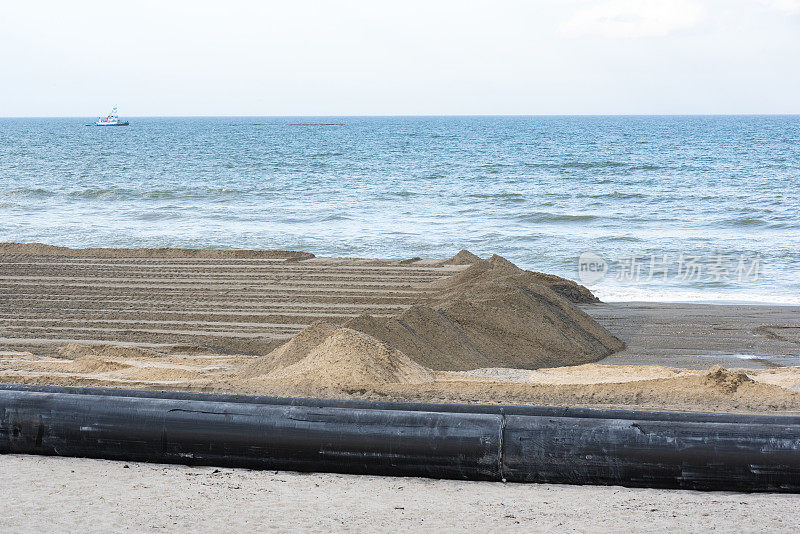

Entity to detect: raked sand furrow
[0,290,421,303]
[0,296,417,310]
[0,319,310,330]
[0,247,466,355]
[0,270,448,282]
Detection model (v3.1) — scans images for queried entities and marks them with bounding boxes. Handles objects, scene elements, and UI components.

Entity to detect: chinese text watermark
[578,252,761,285]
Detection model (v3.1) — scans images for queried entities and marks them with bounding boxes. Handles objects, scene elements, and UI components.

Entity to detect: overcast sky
[1,0,798,116]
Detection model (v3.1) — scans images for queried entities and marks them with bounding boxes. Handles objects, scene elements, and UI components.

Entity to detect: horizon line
[2,113,800,119]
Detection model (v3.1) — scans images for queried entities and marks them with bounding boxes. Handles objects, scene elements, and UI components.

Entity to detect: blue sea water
[1,115,799,304]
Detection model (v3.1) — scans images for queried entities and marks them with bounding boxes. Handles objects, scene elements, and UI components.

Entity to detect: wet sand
[588,302,800,369]
[2,455,797,533]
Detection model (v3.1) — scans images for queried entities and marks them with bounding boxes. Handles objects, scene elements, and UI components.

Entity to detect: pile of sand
[342,254,622,371]
[440,249,482,265]
[250,327,434,387]
[702,365,754,393]
[239,322,341,377]
[240,253,623,390]
[440,250,599,304]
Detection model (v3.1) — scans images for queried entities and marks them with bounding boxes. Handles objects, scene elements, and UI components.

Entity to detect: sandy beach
[1,243,799,414]
[1,454,798,533]
[2,244,800,530]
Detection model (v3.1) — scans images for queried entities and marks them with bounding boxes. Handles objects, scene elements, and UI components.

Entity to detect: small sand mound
[440,249,482,265]
[67,356,132,373]
[703,365,754,392]
[266,328,435,387]
[344,256,623,371]
[238,322,340,378]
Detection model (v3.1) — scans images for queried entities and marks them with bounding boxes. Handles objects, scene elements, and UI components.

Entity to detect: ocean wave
[521,161,661,172]
[321,213,351,221]
[766,221,800,229]
[559,161,627,169]
[600,191,647,199]
[135,211,182,221]
[66,188,138,200]
[60,187,252,201]
[112,189,190,200]
[577,191,647,200]
[515,212,598,223]
[600,235,643,242]
[723,217,768,227]
[628,164,662,171]
[4,187,56,198]
[468,193,526,202]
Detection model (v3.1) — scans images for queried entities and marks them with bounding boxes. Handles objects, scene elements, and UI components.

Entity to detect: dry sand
[264,327,435,386]
[1,454,798,533]
[1,244,800,414]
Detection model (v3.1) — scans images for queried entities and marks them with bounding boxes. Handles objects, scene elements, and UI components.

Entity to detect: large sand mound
[264,328,435,387]
[343,255,623,371]
[245,254,623,382]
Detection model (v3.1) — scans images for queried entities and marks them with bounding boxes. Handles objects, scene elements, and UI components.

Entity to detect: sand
[265,327,435,386]
[588,301,800,369]
[2,455,798,533]
[0,242,468,356]
[341,255,622,370]
[0,242,316,260]
[2,244,800,414]
[439,249,600,304]
[3,245,800,530]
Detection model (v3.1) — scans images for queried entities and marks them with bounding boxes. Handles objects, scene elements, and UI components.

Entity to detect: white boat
[94,107,129,126]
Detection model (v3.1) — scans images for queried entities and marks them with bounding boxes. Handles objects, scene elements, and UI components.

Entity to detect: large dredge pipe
[4,383,799,425]
[1,385,799,491]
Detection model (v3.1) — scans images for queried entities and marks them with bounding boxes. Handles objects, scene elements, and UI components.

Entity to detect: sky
[1,0,799,116]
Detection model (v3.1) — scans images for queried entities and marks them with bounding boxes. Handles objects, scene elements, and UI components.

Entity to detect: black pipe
[1,385,800,491]
[3,383,799,425]
[1,389,502,480]
[503,414,800,491]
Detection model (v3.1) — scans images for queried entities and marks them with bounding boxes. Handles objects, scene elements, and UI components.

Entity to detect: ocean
[1,115,798,304]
